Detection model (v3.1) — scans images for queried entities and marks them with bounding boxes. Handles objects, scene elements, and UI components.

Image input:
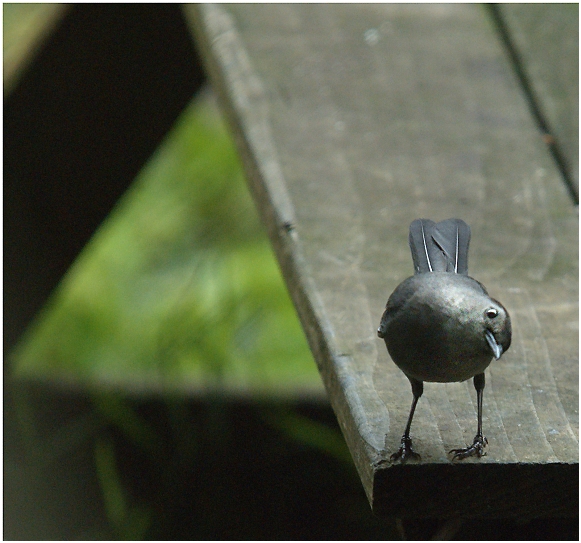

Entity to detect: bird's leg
[450,372,488,460]
[390,377,423,463]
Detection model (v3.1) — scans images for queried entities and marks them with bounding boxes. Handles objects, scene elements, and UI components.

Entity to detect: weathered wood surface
[496,3,579,197]
[188,4,578,518]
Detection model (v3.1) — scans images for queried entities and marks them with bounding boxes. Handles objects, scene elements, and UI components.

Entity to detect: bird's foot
[390,435,421,464]
[449,434,488,460]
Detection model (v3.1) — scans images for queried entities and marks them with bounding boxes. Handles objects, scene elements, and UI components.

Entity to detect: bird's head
[483,299,511,360]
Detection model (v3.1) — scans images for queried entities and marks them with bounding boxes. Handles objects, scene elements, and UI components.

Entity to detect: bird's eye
[486,308,498,319]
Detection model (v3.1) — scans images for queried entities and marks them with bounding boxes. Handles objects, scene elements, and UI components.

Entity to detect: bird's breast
[382,273,494,382]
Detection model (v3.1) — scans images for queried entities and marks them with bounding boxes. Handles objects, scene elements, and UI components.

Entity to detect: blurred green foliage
[10,91,323,397]
[4,10,365,539]
[94,434,152,539]
[7,89,355,539]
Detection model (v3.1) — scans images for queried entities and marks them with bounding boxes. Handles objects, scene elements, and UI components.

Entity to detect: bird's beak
[485,329,503,360]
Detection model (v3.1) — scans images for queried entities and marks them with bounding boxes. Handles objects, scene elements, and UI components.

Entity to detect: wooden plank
[496,3,579,197]
[187,4,578,518]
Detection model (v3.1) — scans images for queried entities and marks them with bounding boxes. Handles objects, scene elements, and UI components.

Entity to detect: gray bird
[377,218,511,463]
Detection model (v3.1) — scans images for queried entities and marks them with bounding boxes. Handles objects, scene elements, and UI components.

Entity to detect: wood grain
[187,4,578,517]
[497,3,579,196]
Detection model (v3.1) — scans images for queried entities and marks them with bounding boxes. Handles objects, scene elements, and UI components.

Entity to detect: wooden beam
[3,4,69,97]
[4,5,205,351]
[187,4,578,518]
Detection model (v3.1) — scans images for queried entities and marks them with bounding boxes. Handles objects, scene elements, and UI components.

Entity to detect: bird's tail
[408,218,471,274]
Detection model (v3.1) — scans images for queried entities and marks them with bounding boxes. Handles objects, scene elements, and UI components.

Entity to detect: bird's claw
[390,435,421,464]
[449,434,488,460]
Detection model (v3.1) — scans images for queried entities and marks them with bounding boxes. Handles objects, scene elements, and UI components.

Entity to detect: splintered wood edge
[185,3,382,499]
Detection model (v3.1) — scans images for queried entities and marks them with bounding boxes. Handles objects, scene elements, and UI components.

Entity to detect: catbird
[377,218,511,462]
